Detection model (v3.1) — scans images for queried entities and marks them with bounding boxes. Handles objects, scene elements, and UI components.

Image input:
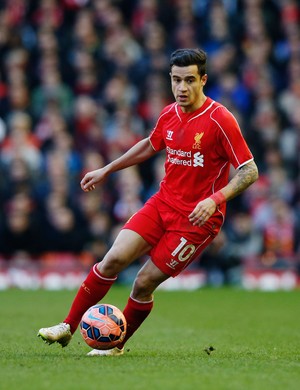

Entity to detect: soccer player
[38,48,258,356]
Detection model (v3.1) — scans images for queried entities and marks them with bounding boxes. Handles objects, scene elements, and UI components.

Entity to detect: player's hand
[80,168,108,192]
[189,198,217,226]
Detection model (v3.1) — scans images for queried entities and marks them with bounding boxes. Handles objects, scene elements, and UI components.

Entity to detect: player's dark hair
[170,48,207,77]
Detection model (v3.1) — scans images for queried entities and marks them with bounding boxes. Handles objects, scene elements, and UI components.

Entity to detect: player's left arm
[219,160,259,202]
[189,160,258,226]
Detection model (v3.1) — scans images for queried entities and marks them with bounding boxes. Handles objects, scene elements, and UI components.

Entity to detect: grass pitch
[1,286,299,390]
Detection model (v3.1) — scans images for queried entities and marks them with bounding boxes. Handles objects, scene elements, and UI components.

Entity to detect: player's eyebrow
[171,74,197,80]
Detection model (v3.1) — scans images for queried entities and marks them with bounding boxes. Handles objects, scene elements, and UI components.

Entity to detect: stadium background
[0,0,299,290]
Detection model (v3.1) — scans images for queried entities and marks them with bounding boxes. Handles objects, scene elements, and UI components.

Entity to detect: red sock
[64,264,117,334]
[118,296,154,349]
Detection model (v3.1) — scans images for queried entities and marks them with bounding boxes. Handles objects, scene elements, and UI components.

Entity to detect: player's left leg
[118,230,215,348]
[120,259,169,346]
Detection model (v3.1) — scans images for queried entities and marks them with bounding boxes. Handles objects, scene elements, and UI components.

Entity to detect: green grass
[1,286,299,390]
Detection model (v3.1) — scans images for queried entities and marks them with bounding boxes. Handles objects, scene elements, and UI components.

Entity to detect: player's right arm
[80,137,157,192]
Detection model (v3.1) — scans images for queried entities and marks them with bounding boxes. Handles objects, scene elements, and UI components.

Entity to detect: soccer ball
[80,304,127,350]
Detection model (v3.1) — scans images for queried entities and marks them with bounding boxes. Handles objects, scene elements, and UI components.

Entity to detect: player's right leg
[37,229,152,347]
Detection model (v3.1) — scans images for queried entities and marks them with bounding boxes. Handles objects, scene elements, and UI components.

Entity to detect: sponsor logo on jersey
[193,152,204,167]
[166,146,204,167]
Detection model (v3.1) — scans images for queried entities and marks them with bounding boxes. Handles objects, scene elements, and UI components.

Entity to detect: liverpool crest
[193,132,204,149]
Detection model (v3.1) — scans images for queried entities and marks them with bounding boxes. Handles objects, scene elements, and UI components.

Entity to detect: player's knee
[131,273,155,300]
[97,261,119,277]
[97,248,129,277]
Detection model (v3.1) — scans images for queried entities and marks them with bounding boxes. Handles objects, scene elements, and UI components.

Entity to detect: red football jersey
[149,97,254,220]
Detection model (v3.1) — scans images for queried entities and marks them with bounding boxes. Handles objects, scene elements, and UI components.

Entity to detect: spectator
[200,231,242,286]
[112,166,144,223]
[260,197,297,268]
[0,192,41,257]
[1,111,42,174]
[225,211,263,264]
[42,204,87,253]
[31,67,74,120]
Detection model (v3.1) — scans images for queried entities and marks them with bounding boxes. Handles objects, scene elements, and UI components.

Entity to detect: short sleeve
[149,111,167,152]
[212,106,253,169]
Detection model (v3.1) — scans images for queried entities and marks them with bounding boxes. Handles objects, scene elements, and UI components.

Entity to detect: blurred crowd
[0,0,299,285]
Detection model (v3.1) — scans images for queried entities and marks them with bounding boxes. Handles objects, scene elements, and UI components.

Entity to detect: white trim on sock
[92,264,117,281]
[129,294,154,304]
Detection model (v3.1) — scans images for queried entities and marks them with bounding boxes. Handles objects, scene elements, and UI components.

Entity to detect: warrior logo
[193,132,204,149]
[166,130,174,140]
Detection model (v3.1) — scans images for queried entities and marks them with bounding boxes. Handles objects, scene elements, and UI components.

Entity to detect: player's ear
[201,74,208,86]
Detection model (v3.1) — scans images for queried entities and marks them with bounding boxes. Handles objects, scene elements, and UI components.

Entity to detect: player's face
[170,65,207,113]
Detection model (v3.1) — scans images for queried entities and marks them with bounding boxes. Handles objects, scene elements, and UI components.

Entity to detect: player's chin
[177,100,191,110]
[176,99,188,105]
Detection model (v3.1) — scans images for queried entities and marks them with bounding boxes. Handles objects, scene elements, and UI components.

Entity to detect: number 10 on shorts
[172,237,196,261]
[166,237,196,271]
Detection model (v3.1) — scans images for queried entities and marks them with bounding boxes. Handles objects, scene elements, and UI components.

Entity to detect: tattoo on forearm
[227,162,258,200]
